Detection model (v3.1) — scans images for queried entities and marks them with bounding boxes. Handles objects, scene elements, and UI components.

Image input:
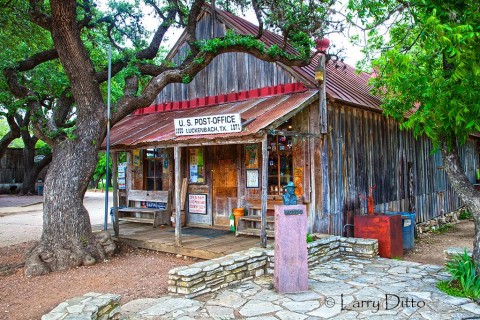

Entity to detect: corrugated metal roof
[109,91,317,150]
[214,7,383,110]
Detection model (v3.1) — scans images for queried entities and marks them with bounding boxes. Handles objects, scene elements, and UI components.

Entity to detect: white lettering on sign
[174,113,242,136]
[188,194,207,214]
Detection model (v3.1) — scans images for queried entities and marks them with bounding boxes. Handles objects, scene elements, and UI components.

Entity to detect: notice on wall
[118,162,127,189]
[188,194,207,214]
[245,144,258,168]
[174,113,242,136]
[132,149,141,166]
[189,148,205,183]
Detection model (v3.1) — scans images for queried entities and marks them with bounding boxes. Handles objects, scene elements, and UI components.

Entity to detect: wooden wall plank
[319,103,478,235]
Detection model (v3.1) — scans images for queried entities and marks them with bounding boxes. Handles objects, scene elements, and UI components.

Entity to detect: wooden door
[212,145,238,227]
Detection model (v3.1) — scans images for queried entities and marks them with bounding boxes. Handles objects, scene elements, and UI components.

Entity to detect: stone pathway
[121,256,480,319]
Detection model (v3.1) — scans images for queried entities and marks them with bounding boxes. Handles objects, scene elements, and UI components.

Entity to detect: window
[144,148,163,191]
[267,122,293,195]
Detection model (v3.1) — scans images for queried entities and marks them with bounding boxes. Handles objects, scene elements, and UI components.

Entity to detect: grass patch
[444,250,480,299]
[458,210,472,220]
[431,224,453,234]
[437,280,468,298]
[306,233,314,243]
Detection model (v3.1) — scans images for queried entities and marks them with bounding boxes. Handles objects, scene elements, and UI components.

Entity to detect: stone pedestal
[274,205,308,293]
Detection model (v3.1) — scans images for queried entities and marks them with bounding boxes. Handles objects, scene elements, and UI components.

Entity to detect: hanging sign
[174,113,242,136]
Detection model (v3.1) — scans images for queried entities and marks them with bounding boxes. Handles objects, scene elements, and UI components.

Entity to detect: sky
[99,1,366,66]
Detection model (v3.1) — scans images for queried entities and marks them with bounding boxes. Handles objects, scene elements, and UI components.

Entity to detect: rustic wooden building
[0,148,24,193]
[108,6,479,241]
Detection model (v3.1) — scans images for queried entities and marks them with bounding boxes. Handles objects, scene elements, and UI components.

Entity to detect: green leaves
[446,250,480,300]
[351,0,480,149]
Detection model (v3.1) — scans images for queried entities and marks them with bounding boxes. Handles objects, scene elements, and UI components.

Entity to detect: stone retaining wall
[42,292,120,320]
[417,207,467,234]
[168,235,378,298]
[444,247,473,265]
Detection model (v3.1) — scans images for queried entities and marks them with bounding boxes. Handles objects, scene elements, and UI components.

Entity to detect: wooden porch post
[174,146,182,246]
[112,152,119,236]
[261,136,268,248]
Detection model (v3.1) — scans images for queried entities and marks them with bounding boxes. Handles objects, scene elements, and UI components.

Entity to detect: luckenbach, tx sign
[174,113,242,136]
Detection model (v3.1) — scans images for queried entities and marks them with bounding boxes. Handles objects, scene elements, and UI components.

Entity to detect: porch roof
[108,90,317,150]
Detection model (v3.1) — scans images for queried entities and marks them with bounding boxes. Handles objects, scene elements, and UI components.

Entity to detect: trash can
[385,212,415,250]
[37,179,44,196]
[233,208,245,230]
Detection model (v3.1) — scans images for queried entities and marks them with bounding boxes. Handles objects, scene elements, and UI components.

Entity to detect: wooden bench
[117,190,171,228]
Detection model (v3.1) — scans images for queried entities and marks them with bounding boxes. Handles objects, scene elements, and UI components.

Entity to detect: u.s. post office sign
[174,113,242,136]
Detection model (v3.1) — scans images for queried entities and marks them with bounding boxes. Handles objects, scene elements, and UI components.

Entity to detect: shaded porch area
[104,222,264,260]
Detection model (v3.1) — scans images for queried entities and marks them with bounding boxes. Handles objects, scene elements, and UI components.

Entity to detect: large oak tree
[2,0,337,275]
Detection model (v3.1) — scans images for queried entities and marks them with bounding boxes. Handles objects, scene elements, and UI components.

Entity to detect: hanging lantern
[315,38,330,53]
[315,38,330,81]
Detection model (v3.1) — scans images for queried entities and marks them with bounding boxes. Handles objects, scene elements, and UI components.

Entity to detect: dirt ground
[0,242,194,320]
[403,219,475,265]
[0,219,475,320]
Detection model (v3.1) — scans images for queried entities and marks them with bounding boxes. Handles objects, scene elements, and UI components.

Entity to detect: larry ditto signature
[320,294,426,313]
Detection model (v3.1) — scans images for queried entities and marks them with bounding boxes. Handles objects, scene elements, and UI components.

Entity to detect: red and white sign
[188,194,207,214]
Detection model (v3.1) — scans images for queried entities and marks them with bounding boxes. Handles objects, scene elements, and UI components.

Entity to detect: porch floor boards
[103,222,265,260]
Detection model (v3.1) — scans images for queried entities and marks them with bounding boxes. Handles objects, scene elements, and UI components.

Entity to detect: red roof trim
[135,82,308,115]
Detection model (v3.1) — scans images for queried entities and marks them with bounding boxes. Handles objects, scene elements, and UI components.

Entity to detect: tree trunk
[20,154,52,195]
[23,0,117,276]
[441,141,480,271]
[24,125,115,276]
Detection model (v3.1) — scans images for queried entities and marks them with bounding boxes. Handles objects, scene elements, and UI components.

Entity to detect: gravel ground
[0,191,110,247]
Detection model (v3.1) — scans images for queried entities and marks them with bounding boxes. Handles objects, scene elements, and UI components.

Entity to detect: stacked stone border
[444,247,473,264]
[41,292,120,320]
[168,234,378,298]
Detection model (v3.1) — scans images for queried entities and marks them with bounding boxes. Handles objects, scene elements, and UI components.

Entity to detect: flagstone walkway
[120,256,480,319]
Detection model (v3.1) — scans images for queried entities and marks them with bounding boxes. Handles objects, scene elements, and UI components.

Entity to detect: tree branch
[53,92,75,128]
[111,43,314,123]
[28,0,53,30]
[251,0,264,40]
[3,48,58,99]
[136,6,179,60]
[184,0,206,53]
[0,114,21,159]
[17,49,59,72]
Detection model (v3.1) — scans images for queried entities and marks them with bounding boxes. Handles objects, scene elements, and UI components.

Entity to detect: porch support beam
[112,151,119,236]
[261,135,268,248]
[174,146,182,246]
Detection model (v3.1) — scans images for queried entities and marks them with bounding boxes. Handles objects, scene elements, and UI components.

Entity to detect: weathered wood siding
[0,148,24,184]
[320,103,479,236]
[152,12,299,105]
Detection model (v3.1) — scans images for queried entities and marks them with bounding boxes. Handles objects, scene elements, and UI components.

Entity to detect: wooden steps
[235,215,275,237]
[235,228,275,238]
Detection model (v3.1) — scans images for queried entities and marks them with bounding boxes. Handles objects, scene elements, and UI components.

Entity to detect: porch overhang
[106,90,318,150]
